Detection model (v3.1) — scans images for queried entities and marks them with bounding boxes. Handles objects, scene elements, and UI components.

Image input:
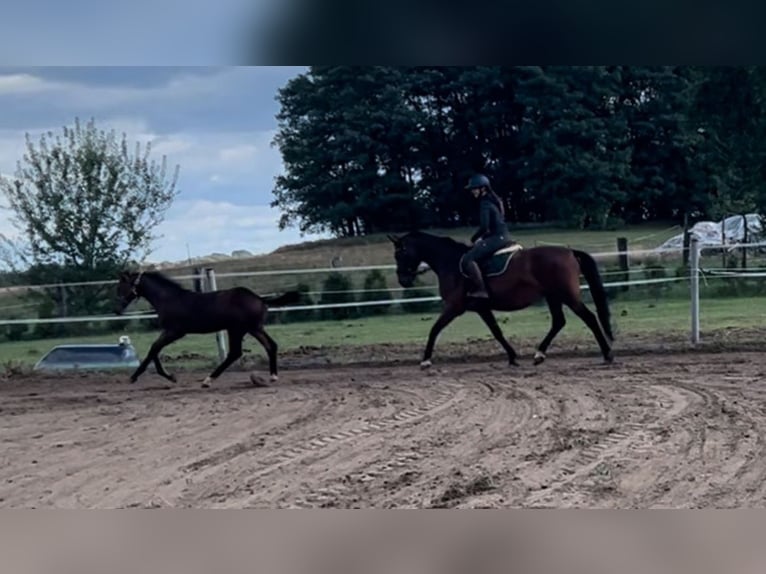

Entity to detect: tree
[270,66,766,237]
[688,67,766,220]
[271,66,427,236]
[515,66,632,229]
[0,117,180,324]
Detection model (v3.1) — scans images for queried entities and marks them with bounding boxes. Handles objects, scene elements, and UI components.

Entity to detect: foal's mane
[138,270,190,293]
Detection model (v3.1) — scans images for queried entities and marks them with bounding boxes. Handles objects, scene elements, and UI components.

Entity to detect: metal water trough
[33,335,141,372]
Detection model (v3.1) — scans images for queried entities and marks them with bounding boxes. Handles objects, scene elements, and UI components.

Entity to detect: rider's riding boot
[466,261,489,298]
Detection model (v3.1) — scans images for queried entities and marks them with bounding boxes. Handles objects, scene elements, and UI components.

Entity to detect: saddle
[460,242,524,279]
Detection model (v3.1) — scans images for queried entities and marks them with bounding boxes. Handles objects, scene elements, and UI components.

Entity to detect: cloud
[0,124,326,267]
[149,199,331,263]
[0,70,222,110]
[219,144,259,163]
[0,0,265,65]
[0,123,281,195]
[0,73,52,95]
[0,67,326,270]
[0,67,305,134]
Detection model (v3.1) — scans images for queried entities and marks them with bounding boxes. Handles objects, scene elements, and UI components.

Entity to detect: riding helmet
[465,173,492,190]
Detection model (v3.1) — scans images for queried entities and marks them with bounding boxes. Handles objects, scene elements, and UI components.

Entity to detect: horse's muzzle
[397,273,415,288]
[114,298,130,315]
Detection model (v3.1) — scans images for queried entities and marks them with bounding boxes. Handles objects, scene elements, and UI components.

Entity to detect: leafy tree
[0,117,180,322]
[688,67,766,220]
[270,66,766,237]
[272,66,426,236]
[615,66,708,223]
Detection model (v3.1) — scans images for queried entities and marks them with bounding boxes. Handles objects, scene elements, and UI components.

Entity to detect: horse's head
[115,270,143,314]
[388,233,422,288]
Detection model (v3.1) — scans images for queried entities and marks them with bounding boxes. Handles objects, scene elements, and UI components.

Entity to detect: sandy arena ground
[2,341,766,509]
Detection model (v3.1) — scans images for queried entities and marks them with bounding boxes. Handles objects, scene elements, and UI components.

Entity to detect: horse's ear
[387,234,400,244]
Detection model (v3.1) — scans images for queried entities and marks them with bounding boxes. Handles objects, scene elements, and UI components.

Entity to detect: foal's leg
[152,355,177,383]
[250,328,279,382]
[129,330,184,383]
[201,329,244,388]
[421,305,463,369]
[533,298,566,366]
[476,307,518,366]
[566,299,614,363]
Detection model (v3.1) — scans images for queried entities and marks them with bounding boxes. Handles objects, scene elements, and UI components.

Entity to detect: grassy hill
[156,222,685,295]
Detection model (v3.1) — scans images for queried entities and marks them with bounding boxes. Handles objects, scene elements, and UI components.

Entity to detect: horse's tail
[262,290,302,307]
[572,250,614,342]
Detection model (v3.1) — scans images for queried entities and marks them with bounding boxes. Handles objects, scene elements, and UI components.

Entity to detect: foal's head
[115,270,143,314]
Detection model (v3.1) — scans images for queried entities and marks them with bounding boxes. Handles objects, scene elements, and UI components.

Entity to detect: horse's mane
[406,230,470,253]
[140,270,190,292]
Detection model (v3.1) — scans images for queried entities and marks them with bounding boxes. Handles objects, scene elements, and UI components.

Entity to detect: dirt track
[2,345,766,509]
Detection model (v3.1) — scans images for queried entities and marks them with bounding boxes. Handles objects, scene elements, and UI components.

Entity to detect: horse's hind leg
[250,328,279,382]
[202,330,244,388]
[566,299,613,363]
[534,298,566,366]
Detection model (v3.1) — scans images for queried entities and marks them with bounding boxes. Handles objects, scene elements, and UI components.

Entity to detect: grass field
[2,295,763,370]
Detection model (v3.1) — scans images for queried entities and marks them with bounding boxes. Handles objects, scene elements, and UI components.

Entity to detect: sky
[0,0,278,65]
[0,66,334,265]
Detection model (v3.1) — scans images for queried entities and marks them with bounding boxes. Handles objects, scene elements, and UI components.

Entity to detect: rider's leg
[463,238,503,298]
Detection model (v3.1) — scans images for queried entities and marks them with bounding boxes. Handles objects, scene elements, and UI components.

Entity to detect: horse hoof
[533,351,546,366]
[604,354,615,365]
[420,360,432,370]
[248,373,273,386]
[169,375,177,383]
[129,378,137,384]
[201,376,213,388]
[509,359,519,367]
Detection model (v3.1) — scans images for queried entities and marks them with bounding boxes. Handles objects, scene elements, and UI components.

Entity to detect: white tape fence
[1,238,765,352]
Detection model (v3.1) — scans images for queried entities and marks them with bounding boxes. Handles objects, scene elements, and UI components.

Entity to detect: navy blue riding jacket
[470,194,508,243]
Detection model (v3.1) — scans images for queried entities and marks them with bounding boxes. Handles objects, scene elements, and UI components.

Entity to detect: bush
[642,263,669,299]
[359,269,391,316]
[273,282,316,323]
[319,272,356,320]
[400,277,439,314]
[4,321,27,341]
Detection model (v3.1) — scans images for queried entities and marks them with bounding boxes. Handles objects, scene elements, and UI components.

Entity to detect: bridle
[131,271,144,296]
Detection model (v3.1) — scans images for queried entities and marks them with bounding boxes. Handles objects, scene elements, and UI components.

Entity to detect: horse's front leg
[129,330,183,383]
[420,305,463,369]
[476,307,519,366]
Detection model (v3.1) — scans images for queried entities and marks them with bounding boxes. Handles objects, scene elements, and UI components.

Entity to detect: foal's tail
[262,290,302,307]
[572,250,614,342]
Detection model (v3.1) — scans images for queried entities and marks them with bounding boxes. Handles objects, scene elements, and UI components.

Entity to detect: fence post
[616,237,629,292]
[690,237,700,344]
[204,267,228,361]
[193,266,203,293]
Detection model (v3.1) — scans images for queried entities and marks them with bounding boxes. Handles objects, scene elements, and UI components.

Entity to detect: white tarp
[658,214,764,251]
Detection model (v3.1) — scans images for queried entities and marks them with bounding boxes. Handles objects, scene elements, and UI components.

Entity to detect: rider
[462,173,511,299]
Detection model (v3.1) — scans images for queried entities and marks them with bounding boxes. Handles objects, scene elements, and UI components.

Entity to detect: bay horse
[388,231,614,368]
[115,270,301,387]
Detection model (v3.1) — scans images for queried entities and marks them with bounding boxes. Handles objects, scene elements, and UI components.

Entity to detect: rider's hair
[486,188,505,217]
